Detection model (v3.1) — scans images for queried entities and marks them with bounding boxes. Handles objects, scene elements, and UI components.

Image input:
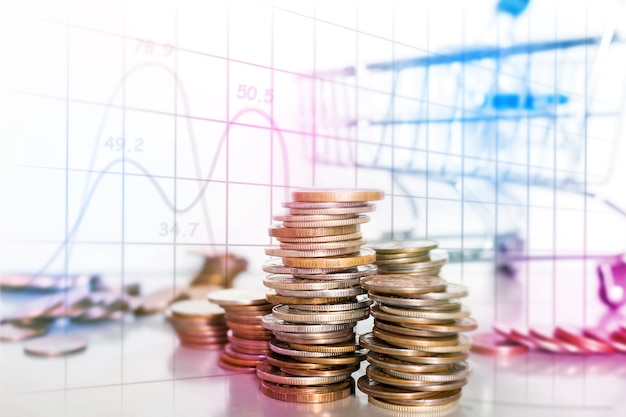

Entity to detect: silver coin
[274,286,365,298]
[261,314,355,333]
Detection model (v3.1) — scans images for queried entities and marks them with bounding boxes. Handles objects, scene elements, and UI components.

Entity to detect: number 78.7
[237,85,273,103]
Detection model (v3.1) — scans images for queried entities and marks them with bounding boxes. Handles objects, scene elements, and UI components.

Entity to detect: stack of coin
[165,299,228,349]
[358,273,477,413]
[259,188,384,402]
[370,240,446,275]
[207,288,273,372]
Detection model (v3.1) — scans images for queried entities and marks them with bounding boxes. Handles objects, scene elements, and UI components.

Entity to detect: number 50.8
[237,85,273,103]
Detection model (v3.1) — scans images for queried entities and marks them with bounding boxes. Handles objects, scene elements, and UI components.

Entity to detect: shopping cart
[300,1,626,309]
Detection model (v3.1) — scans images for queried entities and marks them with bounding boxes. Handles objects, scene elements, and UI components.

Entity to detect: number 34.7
[237,85,273,103]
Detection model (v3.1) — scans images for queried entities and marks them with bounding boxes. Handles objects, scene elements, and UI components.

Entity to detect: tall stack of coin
[358,247,477,413]
[258,189,384,403]
[207,288,273,372]
[165,299,228,349]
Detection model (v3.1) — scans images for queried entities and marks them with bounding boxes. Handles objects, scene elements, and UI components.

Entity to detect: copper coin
[262,259,353,275]
[359,333,468,365]
[269,224,359,238]
[372,327,460,347]
[377,389,462,407]
[266,351,337,370]
[370,305,451,325]
[256,360,350,386]
[218,358,257,373]
[361,275,447,295]
[294,351,367,365]
[554,325,615,354]
[260,378,354,403]
[366,352,451,373]
[367,365,468,391]
[280,363,359,378]
[224,343,267,361]
[274,333,355,346]
[221,350,265,368]
[374,319,457,338]
[527,325,587,354]
[583,327,626,353]
[470,332,528,355]
[357,377,441,400]
[266,291,355,305]
[23,335,87,357]
[292,188,384,202]
[288,340,358,354]
[400,317,477,333]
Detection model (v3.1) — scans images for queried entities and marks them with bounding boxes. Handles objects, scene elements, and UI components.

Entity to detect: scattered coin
[23,335,87,357]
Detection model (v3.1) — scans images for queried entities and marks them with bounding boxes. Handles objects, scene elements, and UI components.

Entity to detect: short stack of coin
[165,299,228,349]
[258,189,384,402]
[358,271,477,413]
[371,239,446,276]
[207,288,273,372]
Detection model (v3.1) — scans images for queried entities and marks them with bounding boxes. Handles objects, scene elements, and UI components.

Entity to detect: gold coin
[365,352,450,373]
[290,296,372,312]
[369,239,438,254]
[262,259,351,275]
[292,189,384,202]
[279,238,367,251]
[372,327,460,347]
[283,201,369,208]
[272,304,369,324]
[401,317,478,333]
[368,292,454,308]
[274,332,355,346]
[281,363,359,378]
[260,378,354,403]
[256,360,350,386]
[368,394,460,413]
[270,339,348,358]
[367,365,468,392]
[282,215,370,229]
[375,255,431,265]
[273,213,357,222]
[370,305,452,325]
[265,290,355,305]
[357,376,442,401]
[288,204,376,215]
[274,286,365,298]
[374,319,456,337]
[293,264,377,280]
[288,340,358,354]
[361,274,447,295]
[266,351,340,370]
[374,328,468,352]
[294,350,367,365]
[269,224,359,238]
[283,248,376,269]
[384,362,471,383]
[375,251,430,260]
[275,231,363,244]
[264,246,361,258]
[263,274,361,291]
[378,304,471,320]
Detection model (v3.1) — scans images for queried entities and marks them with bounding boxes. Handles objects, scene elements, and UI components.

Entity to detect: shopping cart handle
[598,256,626,310]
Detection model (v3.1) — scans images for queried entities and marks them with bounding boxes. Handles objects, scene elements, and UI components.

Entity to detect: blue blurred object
[487,92,569,110]
[497,0,530,17]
